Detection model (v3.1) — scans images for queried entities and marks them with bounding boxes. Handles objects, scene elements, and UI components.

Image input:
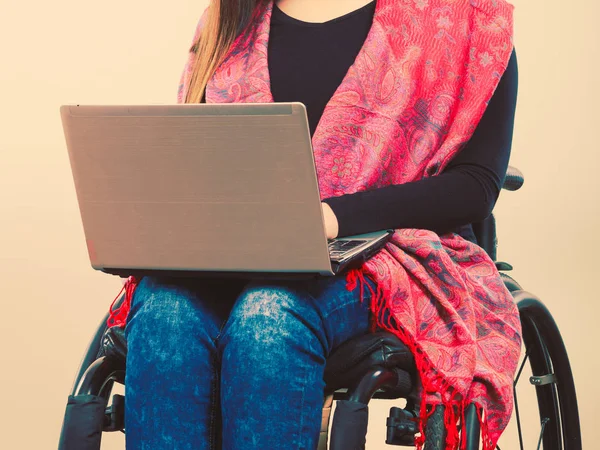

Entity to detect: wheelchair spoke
[514,384,525,450]
[536,417,549,450]
[513,349,528,450]
[514,348,530,387]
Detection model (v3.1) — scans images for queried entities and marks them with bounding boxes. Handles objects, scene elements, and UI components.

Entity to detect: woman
[110,0,522,448]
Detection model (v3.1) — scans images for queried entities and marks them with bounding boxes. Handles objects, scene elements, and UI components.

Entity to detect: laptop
[60,103,393,279]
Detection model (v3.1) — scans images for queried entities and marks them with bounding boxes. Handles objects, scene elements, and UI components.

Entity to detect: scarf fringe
[345,268,498,450]
[106,276,139,328]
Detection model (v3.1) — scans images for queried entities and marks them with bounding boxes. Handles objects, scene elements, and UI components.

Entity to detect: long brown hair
[184,0,269,103]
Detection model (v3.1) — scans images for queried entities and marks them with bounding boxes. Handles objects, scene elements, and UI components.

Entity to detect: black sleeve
[322,49,518,238]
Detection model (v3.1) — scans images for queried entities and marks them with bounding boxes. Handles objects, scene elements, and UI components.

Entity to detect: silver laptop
[60,103,393,279]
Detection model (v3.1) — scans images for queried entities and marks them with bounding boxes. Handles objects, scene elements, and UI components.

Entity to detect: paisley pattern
[175,1,521,448]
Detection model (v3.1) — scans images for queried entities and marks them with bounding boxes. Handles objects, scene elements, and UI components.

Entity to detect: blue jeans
[124,273,375,449]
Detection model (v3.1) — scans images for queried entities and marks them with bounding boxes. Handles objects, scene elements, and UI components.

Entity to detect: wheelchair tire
[516,293,582,450]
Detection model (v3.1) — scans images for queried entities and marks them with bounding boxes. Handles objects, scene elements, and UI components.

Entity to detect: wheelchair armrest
[502,165,524,191]
[324,331,415,395]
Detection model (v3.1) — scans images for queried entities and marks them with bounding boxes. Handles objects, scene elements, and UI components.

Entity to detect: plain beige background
[1,0,598,448]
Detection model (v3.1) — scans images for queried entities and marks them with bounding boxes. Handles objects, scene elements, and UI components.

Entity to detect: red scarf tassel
[106,276,140,328]
[345,268,497,450]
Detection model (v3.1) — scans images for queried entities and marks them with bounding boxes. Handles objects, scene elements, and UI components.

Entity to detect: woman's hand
[321,202,339,240]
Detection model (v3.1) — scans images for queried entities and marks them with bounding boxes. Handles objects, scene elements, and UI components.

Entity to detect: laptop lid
[60,103,335,276]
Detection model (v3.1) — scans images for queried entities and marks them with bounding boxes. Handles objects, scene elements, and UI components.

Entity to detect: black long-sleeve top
[267,1,518,244]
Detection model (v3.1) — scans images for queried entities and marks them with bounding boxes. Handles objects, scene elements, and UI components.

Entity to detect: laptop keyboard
[328,239,368,258]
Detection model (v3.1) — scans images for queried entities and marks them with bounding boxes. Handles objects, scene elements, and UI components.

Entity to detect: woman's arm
[322,49,518,238]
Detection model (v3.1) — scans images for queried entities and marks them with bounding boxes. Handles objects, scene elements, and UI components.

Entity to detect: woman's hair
[184,0,269,103]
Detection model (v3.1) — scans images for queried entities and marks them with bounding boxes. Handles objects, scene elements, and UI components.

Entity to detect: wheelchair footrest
[386,407,417,446]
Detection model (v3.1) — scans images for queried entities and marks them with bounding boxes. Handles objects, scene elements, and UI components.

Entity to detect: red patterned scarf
[109,1,522,448]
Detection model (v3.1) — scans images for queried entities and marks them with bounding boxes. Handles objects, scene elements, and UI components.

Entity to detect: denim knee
[125,277,224,366]
[218,282,324,354]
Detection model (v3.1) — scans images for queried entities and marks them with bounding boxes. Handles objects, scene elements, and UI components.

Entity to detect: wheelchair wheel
[512,291,582,450]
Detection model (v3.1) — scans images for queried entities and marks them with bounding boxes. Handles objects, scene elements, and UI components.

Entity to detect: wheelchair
[57,166,582,450]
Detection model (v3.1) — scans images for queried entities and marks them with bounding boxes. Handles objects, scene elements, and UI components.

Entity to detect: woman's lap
[123,277,239,449]
[124,273,374,449]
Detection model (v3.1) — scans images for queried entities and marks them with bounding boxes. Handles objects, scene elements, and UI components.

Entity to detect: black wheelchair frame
[57,166,582,450]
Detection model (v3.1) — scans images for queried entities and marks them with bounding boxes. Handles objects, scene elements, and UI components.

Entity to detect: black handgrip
[423,405,447,450]
[502,165,524,191]
[391,368,413,398]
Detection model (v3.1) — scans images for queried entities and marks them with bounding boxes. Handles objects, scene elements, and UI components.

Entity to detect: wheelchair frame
[57,166,582,450]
